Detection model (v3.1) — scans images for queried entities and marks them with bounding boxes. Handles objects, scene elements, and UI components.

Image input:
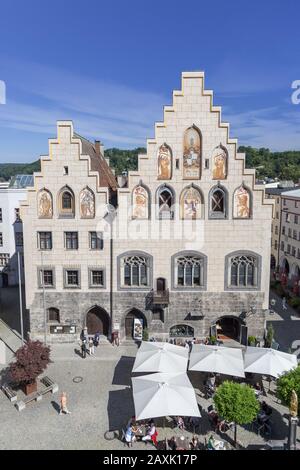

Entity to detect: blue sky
[0,0,300,163]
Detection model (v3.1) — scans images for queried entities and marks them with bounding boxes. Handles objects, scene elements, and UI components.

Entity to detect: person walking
[282,296,287,310]
[59,392,71,415]
[81,339,87,359]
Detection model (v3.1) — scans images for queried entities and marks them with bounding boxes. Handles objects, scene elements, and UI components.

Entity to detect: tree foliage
[0,160,40,181]
[105,147,146,176]
[276,366,300,414]
[214,381,259,425]
[8,340,52,385]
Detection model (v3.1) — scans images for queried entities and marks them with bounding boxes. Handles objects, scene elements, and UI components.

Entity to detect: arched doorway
[86,306,109,336]
[215,316,241,341]
[125,309,147,340]
[280,257,290,275]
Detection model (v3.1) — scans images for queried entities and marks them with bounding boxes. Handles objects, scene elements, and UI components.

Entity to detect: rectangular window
[282,226,286,235]
[40,269,54,287]
[65,232,78,250]
[230,264,238,286]
[287,244,291,254]
[205,159,209,169]
[293,230,297,239]
[295,215,298,224]
[292,246,296,257]
[15,232,23,246]
[38,232,52,250]
[0,208,2,222]
[298,249,300,259]
[185,265,193,286]
[65,270,79,287]
[288,228,292,237]
[283,199,287,206]
[193,265,201,286]
[275,226,278,235]
[0,253,9,267]
[274,240,278,250]
[176,159,180,170]
[90,270,104,287]
[276,211,279,219]
[89,232,103,250]
[0,232,2,246]
[63,166,69,175]
[281,241,284,252]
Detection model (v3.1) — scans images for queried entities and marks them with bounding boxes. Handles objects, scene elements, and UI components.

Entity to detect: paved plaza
[0,341,298,450]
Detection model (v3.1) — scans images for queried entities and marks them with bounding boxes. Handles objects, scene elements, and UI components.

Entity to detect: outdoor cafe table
[133,425,147,440]
[174,435,190,450]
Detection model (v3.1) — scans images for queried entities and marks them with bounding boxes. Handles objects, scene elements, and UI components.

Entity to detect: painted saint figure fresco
[38,189,53,218]
[132,185,148,219]
[80,188,95,218]
[233,185,250,218]
[180,187,202,219]
[183,127,201,179]
[157,144,172,180]
[212,146,227,180]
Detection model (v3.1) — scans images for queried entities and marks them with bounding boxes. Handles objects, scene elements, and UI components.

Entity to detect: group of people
[125,417,158,447]
[80,327,100,358]
[168,434,201,450]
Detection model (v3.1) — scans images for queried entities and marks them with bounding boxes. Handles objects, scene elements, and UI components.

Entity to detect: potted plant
[142,328,149,341]
[248,335,257,347]
[209,335,217,345]
[8,340,51,395]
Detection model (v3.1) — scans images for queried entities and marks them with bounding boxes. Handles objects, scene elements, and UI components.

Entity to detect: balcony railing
[146,288,170,307]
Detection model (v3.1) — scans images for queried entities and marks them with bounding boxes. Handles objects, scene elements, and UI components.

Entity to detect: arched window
[118,251,153,289]
[172,251,207,290]
[37,189,53,219]
[157,185,175,219]
[170,324,194,337]
[183,126,201,179]
[132,184,150,219]
[48,307,60,323]
[80,187,95,218]
[180,186,203,219]
[58,186,75,218]
[226,251,261,290]
[233,185,251,219]
[209,185,227,219]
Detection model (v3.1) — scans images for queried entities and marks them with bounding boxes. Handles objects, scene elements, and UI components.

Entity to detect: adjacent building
[0,175,33,287]
[21,72,274,344]
[277,189,300,288]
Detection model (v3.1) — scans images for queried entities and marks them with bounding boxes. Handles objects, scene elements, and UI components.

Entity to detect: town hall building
[21,72,274,344]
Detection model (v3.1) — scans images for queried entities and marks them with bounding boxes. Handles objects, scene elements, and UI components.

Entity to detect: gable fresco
[80,187,95,218]
[183,126,201,180]
[233,185,251,218]
[132,185,149,219]
[38,189,53,218]
[180,186,202,219]
[157,144,172,180]
[212,145,227,180]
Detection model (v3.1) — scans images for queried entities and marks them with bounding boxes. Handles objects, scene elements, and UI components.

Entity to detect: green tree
[276,366,300,415]
[214,381,260,447]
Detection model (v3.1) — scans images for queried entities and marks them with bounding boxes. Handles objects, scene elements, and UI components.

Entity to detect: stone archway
[86,306,110,336]
[215,315,242,341]
[124,309,147,340]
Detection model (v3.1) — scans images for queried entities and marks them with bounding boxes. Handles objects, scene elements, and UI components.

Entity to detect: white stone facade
[21,72,274,344]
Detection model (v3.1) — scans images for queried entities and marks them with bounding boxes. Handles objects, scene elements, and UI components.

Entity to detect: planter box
[23,381,37,396]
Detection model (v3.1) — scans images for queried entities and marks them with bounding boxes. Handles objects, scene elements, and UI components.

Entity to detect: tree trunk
[234,423,237,448]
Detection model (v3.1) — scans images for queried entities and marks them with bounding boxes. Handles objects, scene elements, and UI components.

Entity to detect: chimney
[94,140,100,155]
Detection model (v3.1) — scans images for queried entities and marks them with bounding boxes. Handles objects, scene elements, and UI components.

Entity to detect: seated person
[168,436,177,451]
[175,416,185,430]
[187,416,201,432]
[190,435,200,450]
[142,421,158,446]
[207,435,216,450]
[207,374,216,390]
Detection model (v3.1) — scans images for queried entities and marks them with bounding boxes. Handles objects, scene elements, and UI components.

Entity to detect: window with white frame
[89,269,105,287]
[89,232,103,250]
[38,268,54,287]
[64,269,80,287]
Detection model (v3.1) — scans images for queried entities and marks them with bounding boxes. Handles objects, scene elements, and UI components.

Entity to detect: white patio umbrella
[132,372,201,421]
[189,344,245,378]
[244,347,298,378]
[132,341,189,373]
